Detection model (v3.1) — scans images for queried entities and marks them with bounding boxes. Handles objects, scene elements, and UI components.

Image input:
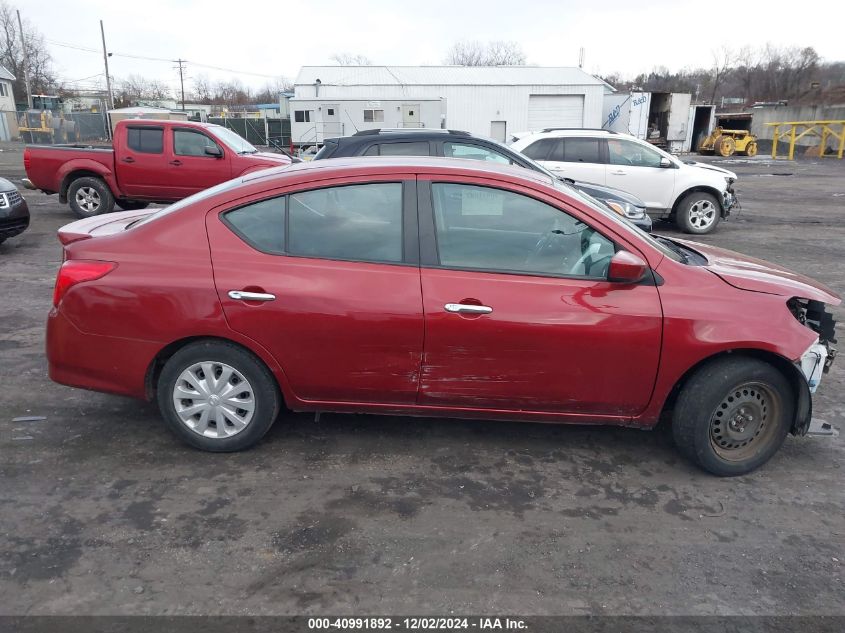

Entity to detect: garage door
[527,95,584,131]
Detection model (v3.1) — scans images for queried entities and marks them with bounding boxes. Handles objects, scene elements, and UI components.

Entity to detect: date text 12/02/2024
[307,617,528,630]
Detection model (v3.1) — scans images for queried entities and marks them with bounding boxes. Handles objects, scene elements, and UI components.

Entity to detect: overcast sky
[19,0,845,96]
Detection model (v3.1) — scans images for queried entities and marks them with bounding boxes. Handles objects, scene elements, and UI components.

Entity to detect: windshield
[210,125,257,154]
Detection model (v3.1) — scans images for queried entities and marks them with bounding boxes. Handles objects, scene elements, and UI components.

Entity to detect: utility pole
[15,10,32,108]
[174,59,186,110]
[100,20,114,110]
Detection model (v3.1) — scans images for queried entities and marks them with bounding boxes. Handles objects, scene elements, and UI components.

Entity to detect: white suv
[511,129,737,234]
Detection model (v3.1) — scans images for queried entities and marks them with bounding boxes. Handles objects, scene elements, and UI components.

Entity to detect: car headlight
[0,193,9,209]
[603,200,646,219]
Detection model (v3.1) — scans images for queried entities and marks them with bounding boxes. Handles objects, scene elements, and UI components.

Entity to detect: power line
[46,37,287,79]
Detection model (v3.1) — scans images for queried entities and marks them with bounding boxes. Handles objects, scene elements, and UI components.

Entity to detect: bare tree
[191,73,212,104]
[114,74,173,106]
[708,46,733,105]
[330,52,372,66]
[444,40,526,66]
[0,1,57,100]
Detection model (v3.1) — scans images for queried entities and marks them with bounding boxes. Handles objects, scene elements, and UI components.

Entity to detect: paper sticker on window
[461,187,504,215]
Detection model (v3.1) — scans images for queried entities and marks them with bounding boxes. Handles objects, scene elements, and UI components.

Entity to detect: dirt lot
[0,143,843,616]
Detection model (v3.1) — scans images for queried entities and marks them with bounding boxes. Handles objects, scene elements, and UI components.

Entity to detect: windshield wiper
[656,236,689,264]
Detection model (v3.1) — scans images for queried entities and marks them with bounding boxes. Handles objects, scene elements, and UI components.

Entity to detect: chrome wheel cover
[75,186,101,213]
[172,361,256,439]
[688,199,717,230]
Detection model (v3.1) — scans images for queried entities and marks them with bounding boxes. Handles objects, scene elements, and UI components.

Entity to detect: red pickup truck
[23,119,292,218]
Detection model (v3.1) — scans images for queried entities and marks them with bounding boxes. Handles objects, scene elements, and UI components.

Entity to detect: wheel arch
[60,169,115,203]
[671,185,727,218]
[144,335,292,408]
[660,348,811,436]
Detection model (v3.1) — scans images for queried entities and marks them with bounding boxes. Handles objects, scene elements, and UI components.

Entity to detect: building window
[363,109,384,123]
[294,110,312,123]
[326,108,335,116]
[0,83,6,97]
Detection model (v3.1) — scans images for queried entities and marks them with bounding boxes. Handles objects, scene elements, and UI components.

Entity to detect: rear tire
[745,141,758,157]
[157,340,281,452]
[116,200,150,211]
[67,177,115,218]
[675,192,721,235]
[672,357,793,476]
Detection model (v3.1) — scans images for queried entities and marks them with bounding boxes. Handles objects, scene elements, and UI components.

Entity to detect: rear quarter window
[222,197,286,254]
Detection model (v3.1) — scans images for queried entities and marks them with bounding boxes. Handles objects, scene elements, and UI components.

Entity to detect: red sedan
[47,157,840,476]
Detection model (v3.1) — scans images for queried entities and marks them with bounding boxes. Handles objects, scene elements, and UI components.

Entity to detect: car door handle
[169,160,182,166]
[610,169,627,175]
[122,157,135,163]
[228,290,276,302]
[444,303,493,314]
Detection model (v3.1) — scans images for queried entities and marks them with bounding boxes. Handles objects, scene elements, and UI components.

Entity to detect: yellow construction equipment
[699,127,758,157]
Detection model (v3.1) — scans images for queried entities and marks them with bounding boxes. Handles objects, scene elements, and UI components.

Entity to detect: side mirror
[608,250,648,284]
[659,157,672,168]
[205,145,223,157]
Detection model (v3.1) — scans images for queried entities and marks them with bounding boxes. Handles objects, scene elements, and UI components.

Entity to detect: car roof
[327,130,474,145]
[242,155,555,186]
[116,118,217,130]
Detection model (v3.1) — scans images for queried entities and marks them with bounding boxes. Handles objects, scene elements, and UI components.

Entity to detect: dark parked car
[0,177,30,245]
[48,157,839,475]
[314,129,652,231]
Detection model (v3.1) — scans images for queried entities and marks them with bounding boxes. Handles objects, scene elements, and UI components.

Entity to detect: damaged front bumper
[792,339,837,436]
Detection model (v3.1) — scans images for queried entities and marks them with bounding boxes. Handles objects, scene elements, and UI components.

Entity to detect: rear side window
[372,142,430,156]
[521,138,556,161]
[563,138,601,163]
[126,127,163,154]
[289,183,403,263]
[223,197,285,254]
[444,142,511,164]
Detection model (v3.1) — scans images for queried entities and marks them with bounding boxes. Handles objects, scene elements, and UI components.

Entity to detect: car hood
[674,238,841,305]
[571,179,646,207]
[250,152,292,164]
[683,160,737,180]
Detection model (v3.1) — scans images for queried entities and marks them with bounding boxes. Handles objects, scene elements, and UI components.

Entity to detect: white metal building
[290,66,610,146]
[0,66,16,141]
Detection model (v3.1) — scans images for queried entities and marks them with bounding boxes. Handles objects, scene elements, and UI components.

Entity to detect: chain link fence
[207,117,291,149]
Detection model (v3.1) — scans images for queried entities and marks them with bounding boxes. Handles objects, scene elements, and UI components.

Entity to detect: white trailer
[602,91,693,153]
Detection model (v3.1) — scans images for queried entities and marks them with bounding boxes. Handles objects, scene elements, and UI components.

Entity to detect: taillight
[23,147,30,172]
[53,260,116,307]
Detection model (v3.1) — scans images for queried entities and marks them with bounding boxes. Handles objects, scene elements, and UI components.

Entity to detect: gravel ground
[0,143,843,616]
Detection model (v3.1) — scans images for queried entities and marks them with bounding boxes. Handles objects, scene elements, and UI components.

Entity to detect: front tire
[675,192,721,235]
[67,177,115,218]
[672,357,794,476]
[157,340,281,452]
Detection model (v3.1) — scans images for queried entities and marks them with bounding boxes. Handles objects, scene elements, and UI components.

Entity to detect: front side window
[444,142,511,165]
[173,129,221,157]
[289,183,403,263]
[126,127,164,154]
[432,183,615,278]
[607,139,662,168]
[223,197,285,254]
[522,138,557,161]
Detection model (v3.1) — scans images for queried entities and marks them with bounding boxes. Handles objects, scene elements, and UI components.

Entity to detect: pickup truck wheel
[675,192,721,235]
[68,177,115,218]
[672,357,793,476]
[116,201,150,211]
